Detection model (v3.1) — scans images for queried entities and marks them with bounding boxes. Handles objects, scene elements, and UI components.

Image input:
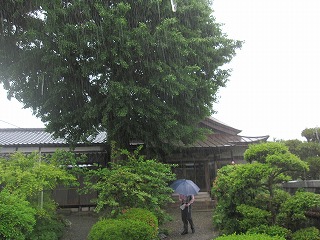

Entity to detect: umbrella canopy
[170,179,200,196]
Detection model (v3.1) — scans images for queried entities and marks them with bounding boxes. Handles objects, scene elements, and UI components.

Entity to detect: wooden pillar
[204,159,210,192]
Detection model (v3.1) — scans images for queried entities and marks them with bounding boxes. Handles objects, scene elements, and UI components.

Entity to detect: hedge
[214,233,286,240]
[88,218,155,240]
[292,227,320,240]
[118,208,158,238]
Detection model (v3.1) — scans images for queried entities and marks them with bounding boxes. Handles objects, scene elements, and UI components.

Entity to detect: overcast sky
[1,0,319,141]
[212,0,320,141]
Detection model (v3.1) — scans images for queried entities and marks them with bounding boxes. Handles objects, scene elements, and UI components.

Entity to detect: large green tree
[0,0,241,155]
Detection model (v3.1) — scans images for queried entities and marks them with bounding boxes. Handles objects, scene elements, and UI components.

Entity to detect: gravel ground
[161,209,218,240]
[61,211,99,240]
[61,207,218,240]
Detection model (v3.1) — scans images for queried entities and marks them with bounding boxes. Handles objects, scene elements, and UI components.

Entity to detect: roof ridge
[0,128,46,131]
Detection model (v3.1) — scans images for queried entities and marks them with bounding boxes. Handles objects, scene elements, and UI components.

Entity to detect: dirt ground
[61,208,219,240]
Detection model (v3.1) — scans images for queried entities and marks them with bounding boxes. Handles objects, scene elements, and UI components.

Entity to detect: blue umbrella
[170,179,200,196]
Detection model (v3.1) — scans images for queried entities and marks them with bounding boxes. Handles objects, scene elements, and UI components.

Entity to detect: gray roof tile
[0,128,106,146]
[0,117,268,148]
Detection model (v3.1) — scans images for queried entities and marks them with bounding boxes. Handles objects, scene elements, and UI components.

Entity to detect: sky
[212,0,320,141]
[1,0,319,140]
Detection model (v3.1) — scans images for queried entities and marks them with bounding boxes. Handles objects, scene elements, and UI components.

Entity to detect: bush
[276,191,320,230]
[214,233,286,240]
[118,208,158,238]
[26,214,65,240]
[253,190,290,213]
[247,225,291,239]
[88,218,155,240]
[0,190,36,240]
[237,204,271,232]
[292,227,320,240]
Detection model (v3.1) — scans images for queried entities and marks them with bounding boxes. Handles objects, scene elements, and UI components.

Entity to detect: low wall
[282,180,320,194]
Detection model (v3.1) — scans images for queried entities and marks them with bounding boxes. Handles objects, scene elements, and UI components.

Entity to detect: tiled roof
[0,128,106,146]
[0,117,269,148]
[200,117,242,135]
[187,133,269,148]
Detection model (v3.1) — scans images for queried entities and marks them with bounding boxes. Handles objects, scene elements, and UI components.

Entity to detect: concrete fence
[282,180,320,194]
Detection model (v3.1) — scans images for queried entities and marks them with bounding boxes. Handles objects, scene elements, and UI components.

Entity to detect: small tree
[0,151,77,240]
[212,142,309,234]
[82,145,176,223]
[0,152,77,199]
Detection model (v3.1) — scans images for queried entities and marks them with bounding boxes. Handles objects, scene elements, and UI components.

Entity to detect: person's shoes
[181,231,188,235]
[191,228,195,233]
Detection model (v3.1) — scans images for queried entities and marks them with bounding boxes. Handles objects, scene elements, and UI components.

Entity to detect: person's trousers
[181,206,194,232]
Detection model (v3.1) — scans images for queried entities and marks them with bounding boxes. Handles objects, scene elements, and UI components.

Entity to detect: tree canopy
[0,0,241,155]
[284,137,320,180]
[301,127,320,143]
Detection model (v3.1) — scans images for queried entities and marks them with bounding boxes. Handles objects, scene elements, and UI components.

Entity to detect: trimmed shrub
[118,208,158,238]
[247,225,291,239]
[237,204,271,232]
[276,191,320,230]
[214,233,286,240]
[292,227,320,240]
[88,218,155,240]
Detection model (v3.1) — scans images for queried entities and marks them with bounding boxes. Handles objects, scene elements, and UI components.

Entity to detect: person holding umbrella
[179,194,195,235]
[170,179,200,235]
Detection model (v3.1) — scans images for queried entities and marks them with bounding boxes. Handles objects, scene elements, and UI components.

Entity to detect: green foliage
[214,233,286,240]
[283,138,320,179]
[253,190,291,213]
[212,163,270,233]
[49,149,88,173]
[0,151,78,240]
[301,128,320,142]
[276,191,320,230]
[88,218,155,240]
[305,157,320,179]
[236,204,271,232]
[83,146,176,223]
[244,142,308,186]
[118,208,158,238]
[0,152,77,198]
[26,214,65,240]
[244,142,309,176]
[0,190,36,240]
[0,0,241,155]
[244,142,289,164]
[247,225,291,239]
[284,139,304,157]
[285,140,320,161]
[292,227,320,240]
[212,142,310,234]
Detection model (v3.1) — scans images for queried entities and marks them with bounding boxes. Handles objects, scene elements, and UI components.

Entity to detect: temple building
[0,117,268,206]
